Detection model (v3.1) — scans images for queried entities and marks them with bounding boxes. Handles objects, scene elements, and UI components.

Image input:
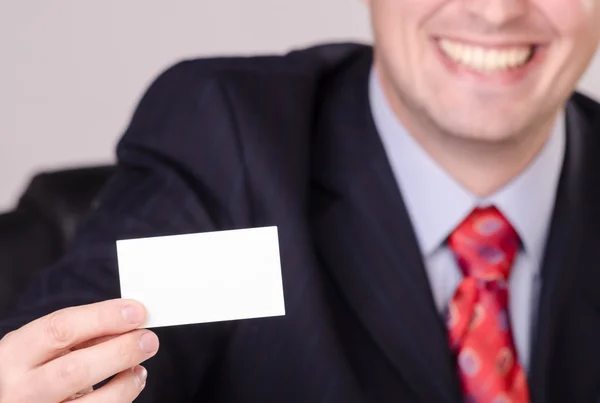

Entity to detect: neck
[408,117,556,197]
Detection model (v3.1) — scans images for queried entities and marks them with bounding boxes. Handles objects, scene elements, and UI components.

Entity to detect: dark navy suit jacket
[3,43,600,403]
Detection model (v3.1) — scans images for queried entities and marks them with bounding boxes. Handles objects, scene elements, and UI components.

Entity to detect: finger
[73,334,119,351]
[62,386,94,401]
[70,366,147,403]
[30,330,158,403]
[6,299,147,368]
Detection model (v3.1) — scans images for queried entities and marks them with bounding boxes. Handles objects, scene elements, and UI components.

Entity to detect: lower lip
[433,39,547,85]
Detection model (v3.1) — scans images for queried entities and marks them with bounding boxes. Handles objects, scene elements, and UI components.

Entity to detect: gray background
[1,1,598,210]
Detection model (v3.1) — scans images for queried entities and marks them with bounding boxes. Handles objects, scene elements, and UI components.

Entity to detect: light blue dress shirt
[368,68,566,371]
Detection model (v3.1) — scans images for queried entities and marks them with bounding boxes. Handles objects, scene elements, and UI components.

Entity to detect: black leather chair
[0,165,115,311]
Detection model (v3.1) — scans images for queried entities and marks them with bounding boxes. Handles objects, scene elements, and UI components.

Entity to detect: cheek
[581,0,595,13]
[538,0,595,31]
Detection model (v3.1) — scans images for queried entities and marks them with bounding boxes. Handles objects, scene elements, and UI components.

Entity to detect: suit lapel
[529,95,600,402]
[310,50,461,403]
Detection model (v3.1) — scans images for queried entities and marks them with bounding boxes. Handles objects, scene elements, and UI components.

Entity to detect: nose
[464,0,528,27]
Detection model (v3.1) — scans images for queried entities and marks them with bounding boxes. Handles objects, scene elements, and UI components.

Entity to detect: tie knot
[448,207,520,282]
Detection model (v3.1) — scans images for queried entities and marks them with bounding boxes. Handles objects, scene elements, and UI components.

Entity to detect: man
[1,0,599,401]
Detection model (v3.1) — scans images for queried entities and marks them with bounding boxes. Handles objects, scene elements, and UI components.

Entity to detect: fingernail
[122,305,144,324]
[134,366,147,386]
[139,332,159,354]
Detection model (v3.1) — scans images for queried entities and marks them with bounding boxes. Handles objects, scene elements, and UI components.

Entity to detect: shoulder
[117,42,371,169]
[158,42,369,81]
[114,42,372,212]
[136,42,371,106]
[119,42,370,144]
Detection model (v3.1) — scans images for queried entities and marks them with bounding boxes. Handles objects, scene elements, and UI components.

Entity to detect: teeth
[438,39,533,73]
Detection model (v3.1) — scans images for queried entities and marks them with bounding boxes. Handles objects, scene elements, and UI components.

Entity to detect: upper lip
[435,36,547,49]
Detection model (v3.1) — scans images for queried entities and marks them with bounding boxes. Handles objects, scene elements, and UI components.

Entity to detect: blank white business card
[116,226,285,328]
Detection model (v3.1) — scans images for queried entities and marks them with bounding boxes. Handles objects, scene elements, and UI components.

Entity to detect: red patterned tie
[446,207,529,403]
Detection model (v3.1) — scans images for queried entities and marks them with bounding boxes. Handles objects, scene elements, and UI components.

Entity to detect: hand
[0,299,159,402]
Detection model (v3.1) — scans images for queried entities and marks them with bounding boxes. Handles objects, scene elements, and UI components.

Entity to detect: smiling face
[367,0,600,144]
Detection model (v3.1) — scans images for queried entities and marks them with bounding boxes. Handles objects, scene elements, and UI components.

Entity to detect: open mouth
[436,38,538,75]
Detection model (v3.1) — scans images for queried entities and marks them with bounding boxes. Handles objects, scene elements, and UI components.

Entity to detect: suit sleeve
[0,60,254,402]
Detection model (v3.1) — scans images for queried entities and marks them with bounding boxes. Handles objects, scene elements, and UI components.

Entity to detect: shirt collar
[369,68,566,271]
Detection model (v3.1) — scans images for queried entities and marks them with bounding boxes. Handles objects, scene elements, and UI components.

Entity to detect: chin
[454,130,521,144]
[431,113,527,144]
